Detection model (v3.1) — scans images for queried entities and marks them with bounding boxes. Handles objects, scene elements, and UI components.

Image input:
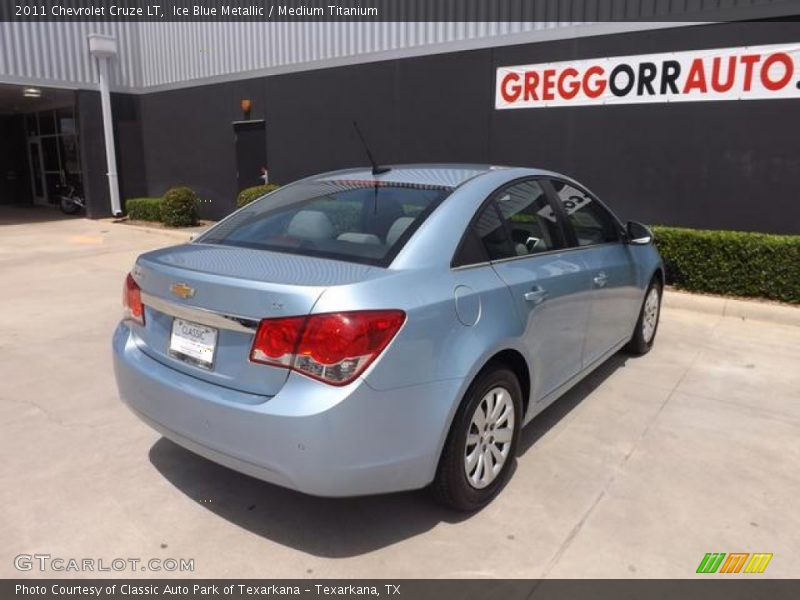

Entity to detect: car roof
[314,164,527,189]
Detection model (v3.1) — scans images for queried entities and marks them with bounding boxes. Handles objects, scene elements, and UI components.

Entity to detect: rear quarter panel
[311,265,529,392]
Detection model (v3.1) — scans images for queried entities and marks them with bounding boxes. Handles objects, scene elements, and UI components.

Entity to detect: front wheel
[625,278,662,355]
[432,365,522,511]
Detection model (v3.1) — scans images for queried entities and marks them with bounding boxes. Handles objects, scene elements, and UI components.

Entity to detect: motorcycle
[57,181,85,215]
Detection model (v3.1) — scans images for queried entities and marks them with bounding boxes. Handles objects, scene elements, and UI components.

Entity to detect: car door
[544,179,640,367]
[469,178,593,404]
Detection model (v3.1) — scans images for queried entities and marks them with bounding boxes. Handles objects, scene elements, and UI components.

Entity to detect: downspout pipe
[88,34,122,217]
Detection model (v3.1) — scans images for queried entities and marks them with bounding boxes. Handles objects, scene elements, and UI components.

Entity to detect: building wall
[129,21,800,233]
[489,21,800,234]
[77,90,111,218]
[0,22,142,88]
[0,115,31,204]
[2,0,797,91]
[4,14,798,231]
[137,83,242,217]
[136,21,573,89]
[0,19,605,90]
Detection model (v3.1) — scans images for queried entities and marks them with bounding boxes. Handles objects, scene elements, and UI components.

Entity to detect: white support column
[88,34,122,217]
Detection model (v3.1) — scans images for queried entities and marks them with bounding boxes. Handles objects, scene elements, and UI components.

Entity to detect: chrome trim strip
[141,292,259,334]
[451,260,492,272]
[451,241,626,271]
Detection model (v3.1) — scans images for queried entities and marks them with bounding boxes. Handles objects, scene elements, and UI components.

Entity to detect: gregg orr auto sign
[496,43,800,109]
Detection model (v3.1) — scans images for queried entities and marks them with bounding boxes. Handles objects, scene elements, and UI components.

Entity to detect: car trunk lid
[131,243,382,398]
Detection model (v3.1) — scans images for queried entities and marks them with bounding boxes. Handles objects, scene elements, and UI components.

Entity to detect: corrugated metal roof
[0,21,142,88]
[0,0,797,92]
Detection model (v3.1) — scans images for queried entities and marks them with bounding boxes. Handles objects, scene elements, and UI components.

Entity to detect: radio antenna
[353,121,391,175]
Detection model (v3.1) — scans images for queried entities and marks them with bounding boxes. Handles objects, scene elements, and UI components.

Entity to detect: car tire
[432,364,522,511]
[625,277,663,356]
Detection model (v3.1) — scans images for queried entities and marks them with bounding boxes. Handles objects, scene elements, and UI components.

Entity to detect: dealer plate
[169,318,217,369]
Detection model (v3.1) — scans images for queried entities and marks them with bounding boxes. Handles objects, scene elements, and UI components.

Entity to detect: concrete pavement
[1,207,798,578]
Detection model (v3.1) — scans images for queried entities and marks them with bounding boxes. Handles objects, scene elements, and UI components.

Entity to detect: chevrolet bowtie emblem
[170,282,195,299]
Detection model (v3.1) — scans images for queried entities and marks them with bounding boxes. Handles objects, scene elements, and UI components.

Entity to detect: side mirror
[626,221,654,245]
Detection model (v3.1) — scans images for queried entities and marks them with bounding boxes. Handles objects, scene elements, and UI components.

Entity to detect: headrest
[287,210,334,241]
[386,216,415,246]
[337,233,382,245]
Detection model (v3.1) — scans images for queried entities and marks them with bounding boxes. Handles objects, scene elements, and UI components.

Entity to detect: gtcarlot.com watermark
[14,553,195,573]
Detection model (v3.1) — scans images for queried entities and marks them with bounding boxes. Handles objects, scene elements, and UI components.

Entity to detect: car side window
[454,179,564,267]
[472,201,513,261]
[549,181,621,247]
[494,180,564,256]
[452,227,490,267]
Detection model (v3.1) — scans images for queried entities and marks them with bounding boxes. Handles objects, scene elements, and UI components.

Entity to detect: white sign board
[496,43,800,109]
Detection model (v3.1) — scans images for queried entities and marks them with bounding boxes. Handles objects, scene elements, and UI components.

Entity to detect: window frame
[541,177,626,249]
[451,176,570,269]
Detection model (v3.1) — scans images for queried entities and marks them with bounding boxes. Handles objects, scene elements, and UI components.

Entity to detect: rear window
[199,179,452,266]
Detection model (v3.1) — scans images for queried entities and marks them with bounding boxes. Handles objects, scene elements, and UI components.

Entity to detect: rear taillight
[123,273,145,325]
[250,310,405,386]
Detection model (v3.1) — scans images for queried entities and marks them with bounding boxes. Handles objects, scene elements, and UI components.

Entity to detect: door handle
[593,271,608,288]
[524,286,548,305]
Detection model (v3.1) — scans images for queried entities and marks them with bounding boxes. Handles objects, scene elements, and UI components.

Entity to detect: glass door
[25,107,82,208]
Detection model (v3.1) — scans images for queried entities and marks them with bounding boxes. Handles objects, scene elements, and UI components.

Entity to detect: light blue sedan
[113,164,663,510]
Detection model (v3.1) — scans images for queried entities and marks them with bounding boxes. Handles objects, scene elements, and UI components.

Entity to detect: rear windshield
[199,179,452,266]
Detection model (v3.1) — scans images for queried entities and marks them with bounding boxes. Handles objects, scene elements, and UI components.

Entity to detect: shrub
[236,184,280,208]
[160,186,198,227]
[125,197,162,222]
[652,226,800,304]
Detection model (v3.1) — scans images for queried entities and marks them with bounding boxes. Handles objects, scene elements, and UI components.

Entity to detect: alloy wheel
[464,386,515,489]
[642,287,660,343]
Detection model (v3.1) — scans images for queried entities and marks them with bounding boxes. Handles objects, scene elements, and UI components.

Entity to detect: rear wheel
[625,277,662,355]
[432,365,522,511]
[60,196,80,215]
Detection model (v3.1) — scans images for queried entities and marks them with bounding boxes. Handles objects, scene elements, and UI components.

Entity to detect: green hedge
[125,197,162,222]
[652,226,800,304]
[161,186,198,227]
[236,184,280,208]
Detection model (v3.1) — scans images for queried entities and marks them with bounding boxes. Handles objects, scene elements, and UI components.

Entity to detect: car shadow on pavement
[516,353,629,455]
[149,438,468,557]
[148,353,629,558]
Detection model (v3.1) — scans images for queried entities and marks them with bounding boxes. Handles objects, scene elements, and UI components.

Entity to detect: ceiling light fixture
[22,87,41,98]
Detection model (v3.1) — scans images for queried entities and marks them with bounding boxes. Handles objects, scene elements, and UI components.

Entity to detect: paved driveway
[1,207,798,578]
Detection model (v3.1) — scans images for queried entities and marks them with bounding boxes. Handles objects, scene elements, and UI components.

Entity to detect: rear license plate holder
[169,318,218,369]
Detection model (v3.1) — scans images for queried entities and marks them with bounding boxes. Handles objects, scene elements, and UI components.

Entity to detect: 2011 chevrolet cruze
[113,164,663,510]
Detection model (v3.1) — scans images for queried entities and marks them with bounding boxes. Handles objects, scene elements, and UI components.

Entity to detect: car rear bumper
[112,323,462,497]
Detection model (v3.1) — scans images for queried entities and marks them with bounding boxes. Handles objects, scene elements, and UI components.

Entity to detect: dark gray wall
[0,115,31,204]
[138,78,268,219]
[77,91,150,217]
[113,93,149,202]
[129,21,800,233]
[489,21,800,234]
[77,90,111,219]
